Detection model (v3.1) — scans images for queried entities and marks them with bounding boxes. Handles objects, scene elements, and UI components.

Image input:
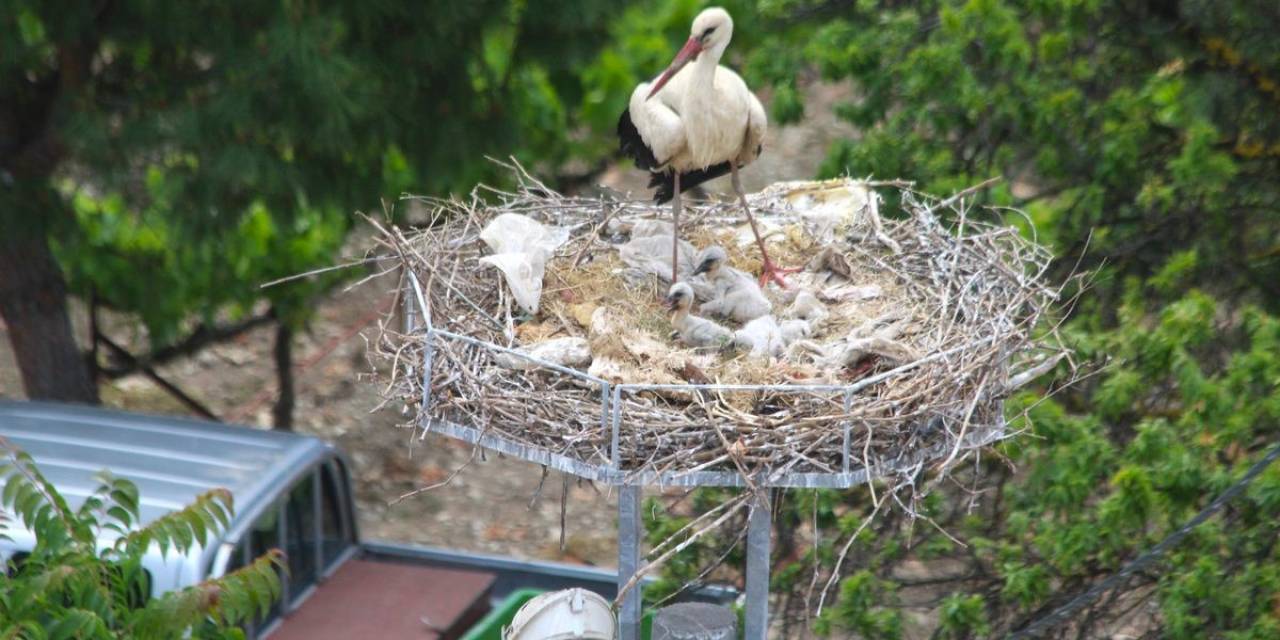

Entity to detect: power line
[1008,439,1280,639]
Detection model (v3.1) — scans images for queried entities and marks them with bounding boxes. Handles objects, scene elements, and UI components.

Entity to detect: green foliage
[813,570,901,638]
[1,0,624,359]
[999,289,1280,635]
[937,593,990,639]
[638,490,745,605]
[52,191,347,344]
[753,0,1280,310]
[0,444,282,638]
[605,2,1280,636]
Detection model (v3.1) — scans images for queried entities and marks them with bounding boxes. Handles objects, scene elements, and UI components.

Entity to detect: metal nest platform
[405,266,1010,490]
[370,171,1070,639]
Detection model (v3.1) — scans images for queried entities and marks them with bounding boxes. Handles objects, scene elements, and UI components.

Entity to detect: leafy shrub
[0,444,282,639]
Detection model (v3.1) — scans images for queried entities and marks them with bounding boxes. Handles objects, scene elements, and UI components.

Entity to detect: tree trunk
[272,320,294,430]
[0,233,99,403]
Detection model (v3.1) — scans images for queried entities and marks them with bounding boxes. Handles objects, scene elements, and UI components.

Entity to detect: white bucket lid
[503,588,617,640]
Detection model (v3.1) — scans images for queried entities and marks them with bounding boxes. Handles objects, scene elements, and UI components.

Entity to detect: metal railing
[401,269,1006,640]
[404,271,1006,490]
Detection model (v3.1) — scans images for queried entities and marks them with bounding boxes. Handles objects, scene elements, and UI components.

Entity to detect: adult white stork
[617,7,795,287]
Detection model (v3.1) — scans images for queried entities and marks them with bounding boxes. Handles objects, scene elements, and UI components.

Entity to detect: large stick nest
[371,166,1069,483]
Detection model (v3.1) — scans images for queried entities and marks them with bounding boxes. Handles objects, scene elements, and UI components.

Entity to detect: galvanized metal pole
[744,489,772,640]
[618,484,643,640]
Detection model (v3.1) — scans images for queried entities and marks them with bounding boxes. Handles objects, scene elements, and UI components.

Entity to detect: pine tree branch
[94,333,220,420]
[96,312,276,380]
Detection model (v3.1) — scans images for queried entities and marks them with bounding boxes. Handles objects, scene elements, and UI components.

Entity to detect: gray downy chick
[692,246,772,322]
[666,282,734,348]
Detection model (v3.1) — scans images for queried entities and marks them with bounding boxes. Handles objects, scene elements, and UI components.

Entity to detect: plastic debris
[784,182,877,244]
[817,283,882,303]
[494,336,592,371]
[478,213,570,314]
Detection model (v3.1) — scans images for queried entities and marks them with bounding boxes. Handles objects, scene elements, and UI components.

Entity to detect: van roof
[0,400,332,529]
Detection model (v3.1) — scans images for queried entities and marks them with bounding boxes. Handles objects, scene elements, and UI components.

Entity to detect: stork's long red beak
[646,36,702,100]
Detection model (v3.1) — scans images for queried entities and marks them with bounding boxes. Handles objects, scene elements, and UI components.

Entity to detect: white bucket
[503,588,617,640]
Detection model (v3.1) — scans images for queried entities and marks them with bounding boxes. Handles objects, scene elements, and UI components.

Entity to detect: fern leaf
[1,445,80,543]
[105,506,133,531]
[131,549,283,636]
[15,484,42,523]
[48,609,94,639]
[3,472,25,507]
[122,489,234,558]
[109,482,140,521]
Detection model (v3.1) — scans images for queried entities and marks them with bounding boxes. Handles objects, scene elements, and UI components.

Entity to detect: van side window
[246,507,283,626]
[284,478,319,592]
[319,462,348,568]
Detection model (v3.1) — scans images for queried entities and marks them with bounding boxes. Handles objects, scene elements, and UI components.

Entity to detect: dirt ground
[0,79,857,571]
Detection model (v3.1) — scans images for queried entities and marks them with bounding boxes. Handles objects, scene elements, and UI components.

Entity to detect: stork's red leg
[757,259,802,288]
[731,163,798,288]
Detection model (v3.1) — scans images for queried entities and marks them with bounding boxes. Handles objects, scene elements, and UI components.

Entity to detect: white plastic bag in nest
[478,213,571,314]
[494,337,591,371]
[628,218,676,239]
[785,183,877,244]
[731,218,786,250]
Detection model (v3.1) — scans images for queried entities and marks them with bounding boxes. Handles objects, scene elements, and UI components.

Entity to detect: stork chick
[779,319,813,344]
[733,315,784,358]
[693,246,772,322]
[779,290,827,344]
[666,282,733,349]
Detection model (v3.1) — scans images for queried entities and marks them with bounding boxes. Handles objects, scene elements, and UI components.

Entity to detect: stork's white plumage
[618,7,795,287]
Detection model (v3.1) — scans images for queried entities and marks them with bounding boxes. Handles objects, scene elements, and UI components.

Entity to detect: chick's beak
[646,36,702,100]
[692,260,713,277]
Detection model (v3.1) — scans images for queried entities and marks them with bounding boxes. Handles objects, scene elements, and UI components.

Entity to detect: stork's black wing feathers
[651,144,761,204]
[617,107,659,171]
[649,162,732,204]
[619,105,765,204]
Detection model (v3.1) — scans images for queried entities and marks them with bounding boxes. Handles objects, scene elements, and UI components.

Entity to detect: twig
[817,498,884,616]
[613,494,751,607]
[390,438,482,505]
